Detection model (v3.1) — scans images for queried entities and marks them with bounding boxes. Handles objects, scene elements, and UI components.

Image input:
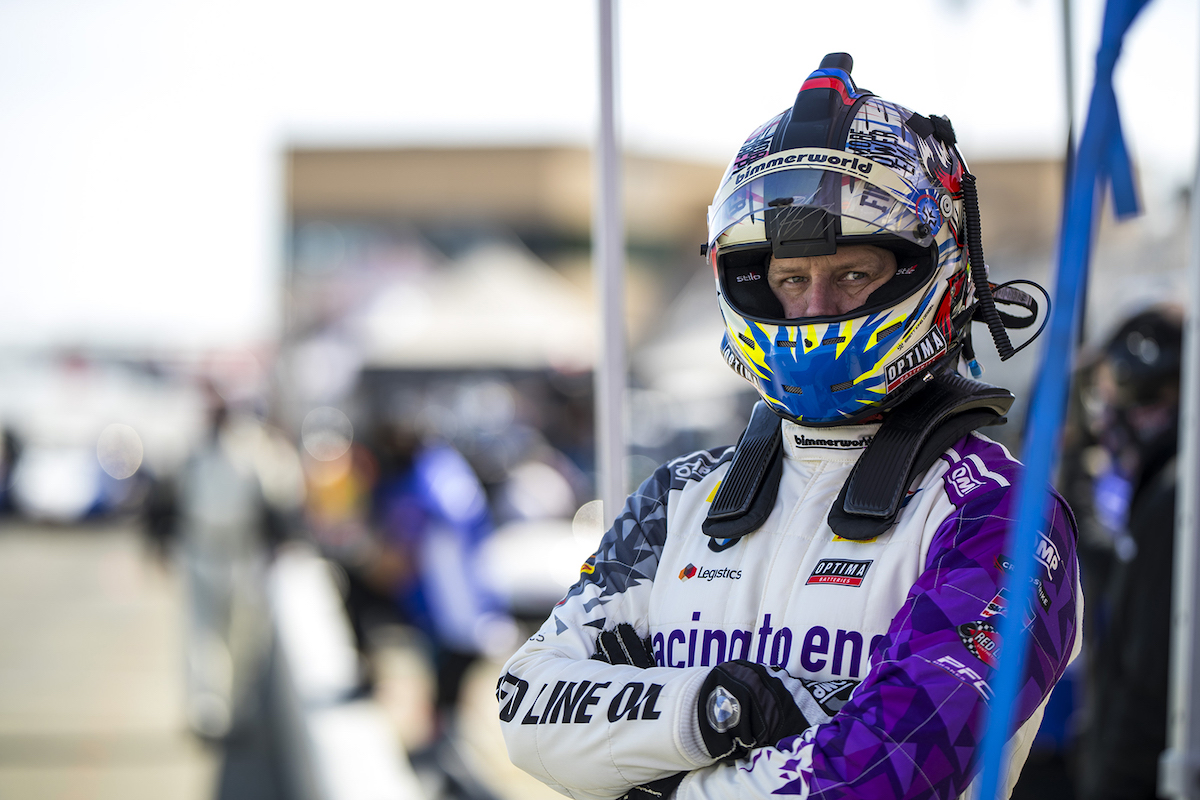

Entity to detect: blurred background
[0,1,1195,799]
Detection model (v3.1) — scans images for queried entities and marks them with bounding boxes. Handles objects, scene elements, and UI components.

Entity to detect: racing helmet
[707,53,979,426]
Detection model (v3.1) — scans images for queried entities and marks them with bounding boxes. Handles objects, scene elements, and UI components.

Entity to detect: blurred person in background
[498,53,1081,800]
[364,415,514,741]
[177,386,305,740]
[1069,306,1183,800]
[0,426,22,516]
[302,437,384,683]
[142,455,184,567]
[304,440,379,564]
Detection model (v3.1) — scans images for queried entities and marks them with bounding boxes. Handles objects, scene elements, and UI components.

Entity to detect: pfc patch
[929,655,993,701]
[958,620,1001,668]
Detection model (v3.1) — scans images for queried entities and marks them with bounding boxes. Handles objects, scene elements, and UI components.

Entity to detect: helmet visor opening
[710,154,945,324]
[719,244,935,325]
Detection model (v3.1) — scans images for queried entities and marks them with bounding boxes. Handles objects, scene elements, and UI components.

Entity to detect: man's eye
[841,271,868,282]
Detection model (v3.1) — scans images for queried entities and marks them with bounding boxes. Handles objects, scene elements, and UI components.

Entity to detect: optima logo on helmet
[885,326,947,391]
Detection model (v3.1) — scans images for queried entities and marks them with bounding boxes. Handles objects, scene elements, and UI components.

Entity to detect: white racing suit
[498,419,1082,799]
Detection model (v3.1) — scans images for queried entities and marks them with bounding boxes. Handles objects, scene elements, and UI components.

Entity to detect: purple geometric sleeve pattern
[778,435,1080,799]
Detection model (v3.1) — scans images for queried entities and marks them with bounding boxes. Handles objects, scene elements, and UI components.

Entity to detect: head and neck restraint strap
[702,371,1014,543]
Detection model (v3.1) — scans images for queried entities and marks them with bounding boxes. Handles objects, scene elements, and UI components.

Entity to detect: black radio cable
[961,172,1016,361]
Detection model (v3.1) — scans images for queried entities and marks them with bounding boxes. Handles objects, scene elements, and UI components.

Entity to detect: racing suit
[498,419,1082,800]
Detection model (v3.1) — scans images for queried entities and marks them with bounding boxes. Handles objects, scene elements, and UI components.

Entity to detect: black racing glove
[591,622,657,668]
[592,625,686,799]
[617,772,686,800]
[697,660,820,760]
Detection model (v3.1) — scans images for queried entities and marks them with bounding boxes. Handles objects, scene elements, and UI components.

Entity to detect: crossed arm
[498,463,1081,800]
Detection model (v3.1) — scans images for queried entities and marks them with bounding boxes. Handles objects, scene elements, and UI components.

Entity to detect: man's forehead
[769,246,894,271]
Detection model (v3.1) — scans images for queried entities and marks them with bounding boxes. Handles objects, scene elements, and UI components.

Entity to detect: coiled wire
[962,172,1016,360]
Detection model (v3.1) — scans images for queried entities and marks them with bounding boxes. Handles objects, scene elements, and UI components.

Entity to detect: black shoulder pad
[827,372,1014,540]
[702,402,783,540]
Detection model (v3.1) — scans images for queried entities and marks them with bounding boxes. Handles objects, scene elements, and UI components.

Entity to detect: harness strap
[701,372,1014,544]
[701,401,783,540]
[828,372,1014,540]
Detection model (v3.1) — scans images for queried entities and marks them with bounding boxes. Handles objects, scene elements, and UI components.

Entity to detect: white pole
[1061,0,1089,344]
[1061,0,1076,147]
[593,0,627,528]
[1160,53,1200,798]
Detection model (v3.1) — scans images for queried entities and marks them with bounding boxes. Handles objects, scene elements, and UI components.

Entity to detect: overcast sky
[0,0,1194,350]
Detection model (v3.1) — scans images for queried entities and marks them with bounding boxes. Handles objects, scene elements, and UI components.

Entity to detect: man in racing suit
[497,53,1081,800]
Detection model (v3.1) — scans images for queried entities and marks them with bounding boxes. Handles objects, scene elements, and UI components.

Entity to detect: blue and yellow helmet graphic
[707,53,975,426]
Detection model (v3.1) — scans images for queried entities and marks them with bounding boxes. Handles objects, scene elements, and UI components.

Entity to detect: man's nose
[805,280,842,317]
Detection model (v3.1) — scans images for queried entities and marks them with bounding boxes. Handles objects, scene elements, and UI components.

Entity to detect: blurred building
[277,144,1190,619]
[0,147,1182,531]
[281,146,735,473]
[281,147,1091,456]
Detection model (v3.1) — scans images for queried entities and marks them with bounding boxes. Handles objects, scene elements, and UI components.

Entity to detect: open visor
[708,148,945,254]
